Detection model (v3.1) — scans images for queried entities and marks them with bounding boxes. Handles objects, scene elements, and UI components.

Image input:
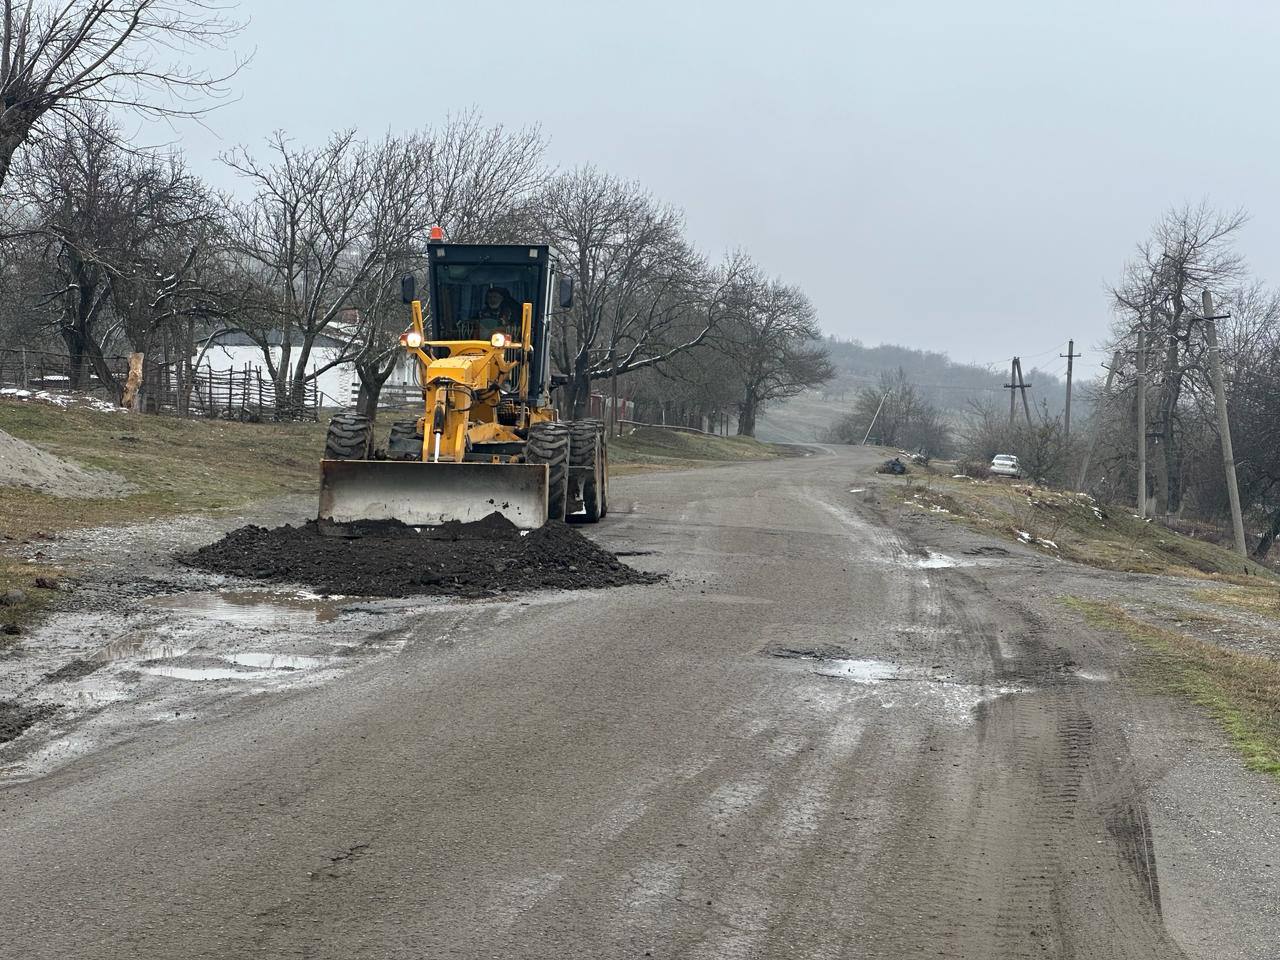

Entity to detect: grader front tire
[324,412,374,461]
[527,422,571,522]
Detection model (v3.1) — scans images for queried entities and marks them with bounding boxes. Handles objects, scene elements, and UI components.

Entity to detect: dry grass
[610,426,785,473]
[1195,584,1280,621]
[1065,598,1280,778]
[0,556,66,648]
[0,399,330,542]
[897,470,1271,582]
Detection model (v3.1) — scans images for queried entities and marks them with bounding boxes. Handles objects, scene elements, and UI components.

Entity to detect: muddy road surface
[1,447,1277,959]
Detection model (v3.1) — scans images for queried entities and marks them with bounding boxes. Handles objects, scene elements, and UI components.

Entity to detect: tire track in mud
[839,555,1184,958]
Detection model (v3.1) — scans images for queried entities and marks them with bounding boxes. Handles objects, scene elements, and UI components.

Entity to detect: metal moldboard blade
[318,460,549,530]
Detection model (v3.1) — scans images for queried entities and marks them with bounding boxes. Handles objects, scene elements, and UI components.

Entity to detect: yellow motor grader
[317,234,607,531]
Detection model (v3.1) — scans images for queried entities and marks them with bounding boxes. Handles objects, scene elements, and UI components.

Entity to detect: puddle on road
[810,658,1032,724]
[1072,668,1112,682]
[145,590,346,626]
[816,658,904,682]
[143,651,335,682]
[143,665,274,682]
[91,636,186,664]
[915,552,960,569]
[226,652,333,671]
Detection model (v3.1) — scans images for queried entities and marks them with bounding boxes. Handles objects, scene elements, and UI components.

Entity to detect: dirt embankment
[180,513,661,598]
[0,427,133,499]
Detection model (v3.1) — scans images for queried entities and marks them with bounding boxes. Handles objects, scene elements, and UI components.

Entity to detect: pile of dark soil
[180,513,661,598]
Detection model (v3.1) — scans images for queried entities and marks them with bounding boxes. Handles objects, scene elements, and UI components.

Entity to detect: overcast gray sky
[178,0,1280,379]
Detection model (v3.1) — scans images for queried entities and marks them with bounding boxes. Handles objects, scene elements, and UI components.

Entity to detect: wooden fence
[0,348,319,421]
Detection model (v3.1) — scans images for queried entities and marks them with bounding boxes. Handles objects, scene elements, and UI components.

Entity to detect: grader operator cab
[317,234,608,531]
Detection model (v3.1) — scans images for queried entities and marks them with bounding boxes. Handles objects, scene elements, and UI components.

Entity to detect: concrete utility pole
[1136,327,1147,518]
[1076,350,1122,491]
[862,392,889,445]
[1202,290,1247,558]
[1015,358,1033,427]
[1005,358,1032,426]
[1061,340,1081,442]
[1007,358,1018,424]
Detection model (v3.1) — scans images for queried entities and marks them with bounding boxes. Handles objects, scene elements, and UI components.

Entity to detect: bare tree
[222,131,409,416]
[538,167,737,416]
[829,368,950,454]
[0,0,242,187]
[347,133,434,416]
[7,110,214,397]
[719,265,832,436]
[341,116,547,417]
[1110,202,1248,514]
[421,110,545,243]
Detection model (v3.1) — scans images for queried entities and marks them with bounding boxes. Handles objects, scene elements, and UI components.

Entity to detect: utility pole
[862,392,889,445]
[1007,358,1018,424]
[1061,340,1081,442]
[1076,350,1121,491]
[1136,326,1147,518]
[1015,358,1033,427]
[1202,290,1247,558]
[1005,358,1032,426]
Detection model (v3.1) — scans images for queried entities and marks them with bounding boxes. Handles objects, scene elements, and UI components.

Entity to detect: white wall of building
[199,342,356,408]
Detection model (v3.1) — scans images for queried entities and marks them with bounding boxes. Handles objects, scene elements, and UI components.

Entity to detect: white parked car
[990,454,1023,478]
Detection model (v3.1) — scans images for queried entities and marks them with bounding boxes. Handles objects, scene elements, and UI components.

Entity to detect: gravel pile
[0,426,134,499]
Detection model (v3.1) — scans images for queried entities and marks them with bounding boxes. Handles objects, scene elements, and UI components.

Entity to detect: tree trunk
[1253,507,1280,561]
[566,356,592,419]
[737,391,759,437]
[0,109,39,189]
[354,351,400,420]
[1157,336,1182,514]
[61,323,88,391]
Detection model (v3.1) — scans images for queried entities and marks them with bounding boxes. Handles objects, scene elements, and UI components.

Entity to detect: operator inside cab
[477,286,520,339]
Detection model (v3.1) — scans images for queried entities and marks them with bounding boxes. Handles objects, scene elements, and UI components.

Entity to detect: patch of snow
[1,387,123,414]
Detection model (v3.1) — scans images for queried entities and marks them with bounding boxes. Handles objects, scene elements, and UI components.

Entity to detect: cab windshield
[431,262,540,340]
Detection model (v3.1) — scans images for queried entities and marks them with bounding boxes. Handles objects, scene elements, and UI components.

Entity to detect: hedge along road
[0,445,1276,959]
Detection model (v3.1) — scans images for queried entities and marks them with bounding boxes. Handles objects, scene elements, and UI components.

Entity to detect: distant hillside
[818,338,1066,415]
[755,338,1074,444]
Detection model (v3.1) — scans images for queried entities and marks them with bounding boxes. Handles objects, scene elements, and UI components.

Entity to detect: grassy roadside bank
[1064,598,1280,778]
[889,468,1271,581]
[609,425,788,473]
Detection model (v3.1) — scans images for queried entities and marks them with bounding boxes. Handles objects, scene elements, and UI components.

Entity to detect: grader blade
[318,460,549,532]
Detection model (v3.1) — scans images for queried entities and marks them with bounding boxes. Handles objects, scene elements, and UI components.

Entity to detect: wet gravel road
[1,446,1278,958]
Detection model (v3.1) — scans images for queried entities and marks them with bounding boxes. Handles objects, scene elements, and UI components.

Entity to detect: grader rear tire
[386,419,422,461]
[527,421,570,521]
[324,412,373,460]
[569,419,603,523]
[599,435,610,517]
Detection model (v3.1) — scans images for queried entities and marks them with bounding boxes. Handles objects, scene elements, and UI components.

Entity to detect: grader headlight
[490,332,509,349]
[400,330,424,349]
